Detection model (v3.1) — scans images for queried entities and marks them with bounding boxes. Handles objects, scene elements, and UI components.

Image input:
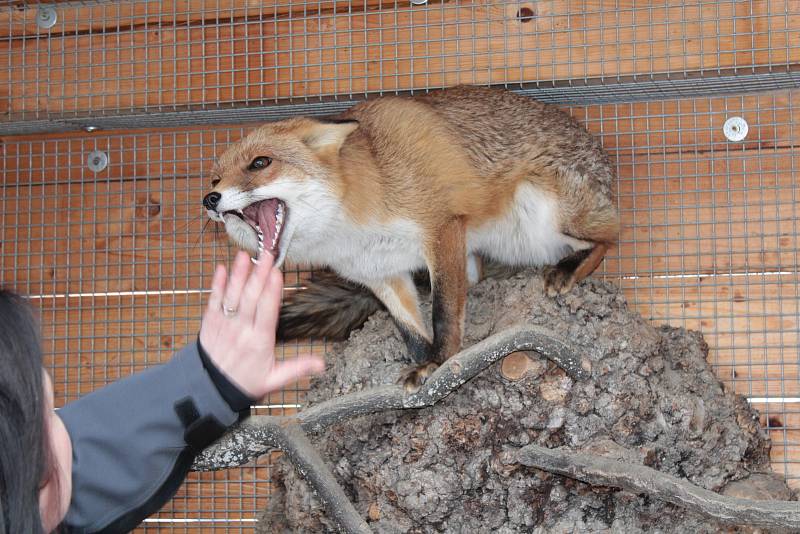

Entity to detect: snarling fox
[203,85,619,389]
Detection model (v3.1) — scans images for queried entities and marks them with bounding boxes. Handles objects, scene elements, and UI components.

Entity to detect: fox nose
[203,192,221,211]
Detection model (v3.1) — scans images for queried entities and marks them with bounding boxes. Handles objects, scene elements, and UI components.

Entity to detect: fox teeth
[275,205,284,234]
[255,238,265,262]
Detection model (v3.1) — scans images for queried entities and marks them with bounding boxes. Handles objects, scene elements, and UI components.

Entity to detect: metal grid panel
[584,91,800,483]
[2,90,798,530]
[2,0,799,124]
[1,0,799,530]
[0,126,324,530]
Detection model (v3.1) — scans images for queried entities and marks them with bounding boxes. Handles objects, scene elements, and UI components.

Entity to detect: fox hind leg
[545,193,619,296]
[543,242,609,297]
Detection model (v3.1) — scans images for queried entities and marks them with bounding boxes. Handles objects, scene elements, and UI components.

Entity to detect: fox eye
[249,156,272,171]
[211,178,220,187]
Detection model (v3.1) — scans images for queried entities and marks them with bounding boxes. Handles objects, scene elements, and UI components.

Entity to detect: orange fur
[425,217,468,361]
[206,85,620,384]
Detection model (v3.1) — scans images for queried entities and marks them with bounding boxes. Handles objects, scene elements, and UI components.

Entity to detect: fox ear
[302,120,359,153]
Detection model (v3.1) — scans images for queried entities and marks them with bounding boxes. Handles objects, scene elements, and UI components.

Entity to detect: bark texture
[260,270,795,533]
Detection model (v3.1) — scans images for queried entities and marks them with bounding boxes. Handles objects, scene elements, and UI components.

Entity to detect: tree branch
[192,417,370,533]
[193,324,586,470]
[403,324,589,408]
[192,324,800,532]
[516,444,800,530]
[272,423,372,534]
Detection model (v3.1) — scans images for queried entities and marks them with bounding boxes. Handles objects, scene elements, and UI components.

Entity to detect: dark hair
[0,289,47,534]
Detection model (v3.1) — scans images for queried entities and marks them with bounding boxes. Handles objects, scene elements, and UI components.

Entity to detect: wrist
[196,337,255,415]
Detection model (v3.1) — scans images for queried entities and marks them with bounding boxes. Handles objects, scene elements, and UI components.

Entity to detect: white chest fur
[283,180,590,283]
[288,215,428,283]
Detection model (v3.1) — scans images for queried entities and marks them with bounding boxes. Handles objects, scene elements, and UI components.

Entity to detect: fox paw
[543,266,576,297]
[400,362,439,393]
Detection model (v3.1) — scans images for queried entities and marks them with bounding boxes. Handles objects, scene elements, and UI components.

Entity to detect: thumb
[263,356,325,393]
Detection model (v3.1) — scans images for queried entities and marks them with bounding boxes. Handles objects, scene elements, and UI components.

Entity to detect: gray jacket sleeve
[57,342,249,534]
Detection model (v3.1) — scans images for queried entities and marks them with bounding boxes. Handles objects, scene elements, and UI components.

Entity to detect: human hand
[198,251,325,399]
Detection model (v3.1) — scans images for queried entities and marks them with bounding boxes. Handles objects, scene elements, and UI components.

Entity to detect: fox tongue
[243,199,279,253]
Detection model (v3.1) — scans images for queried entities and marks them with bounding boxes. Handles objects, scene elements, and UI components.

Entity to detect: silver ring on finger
[222,304,238,317]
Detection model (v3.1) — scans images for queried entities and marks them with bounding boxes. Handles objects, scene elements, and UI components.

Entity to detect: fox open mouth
[222,199,286,258]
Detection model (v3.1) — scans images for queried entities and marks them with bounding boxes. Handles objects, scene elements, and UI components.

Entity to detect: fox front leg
[429,217,468,360]
[402,217,469,391]
[365,274,433,364]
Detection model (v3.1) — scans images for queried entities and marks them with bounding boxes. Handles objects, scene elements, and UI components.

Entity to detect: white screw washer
[723,117,748,142]
[87,150,109,173]
[36,6,58,29]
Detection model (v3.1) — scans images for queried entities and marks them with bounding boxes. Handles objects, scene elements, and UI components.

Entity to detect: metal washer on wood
[723,117,749,142]
[36,6,58,30]
[87,150,108,173]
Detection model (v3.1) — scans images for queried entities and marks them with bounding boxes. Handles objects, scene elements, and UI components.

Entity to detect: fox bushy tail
[277,261,521,343]
[277,271,385,342]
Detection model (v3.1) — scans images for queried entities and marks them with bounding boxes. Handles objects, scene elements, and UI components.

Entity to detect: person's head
[0,289,72,533]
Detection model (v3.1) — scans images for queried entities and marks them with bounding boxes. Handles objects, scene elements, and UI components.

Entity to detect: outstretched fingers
[199,250,326,399]
[238,253,274,318]
[263,356,325,393]
[206,264,228,316]
[222,251,252,315]
[255,265,284,333]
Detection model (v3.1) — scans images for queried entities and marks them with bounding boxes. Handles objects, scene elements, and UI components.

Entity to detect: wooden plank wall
[1,0,799,530]
[1,0,798,117]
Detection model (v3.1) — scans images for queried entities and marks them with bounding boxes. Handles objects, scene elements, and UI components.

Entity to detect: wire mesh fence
[1,0,799,531]
[3,89,798,529]
[588,91,800,483]
[2,0,799,131]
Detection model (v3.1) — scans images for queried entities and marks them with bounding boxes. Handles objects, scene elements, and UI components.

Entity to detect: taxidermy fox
[203,85,619,389]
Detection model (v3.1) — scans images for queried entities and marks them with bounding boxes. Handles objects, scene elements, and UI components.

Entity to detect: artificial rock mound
[260,270,793,532]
